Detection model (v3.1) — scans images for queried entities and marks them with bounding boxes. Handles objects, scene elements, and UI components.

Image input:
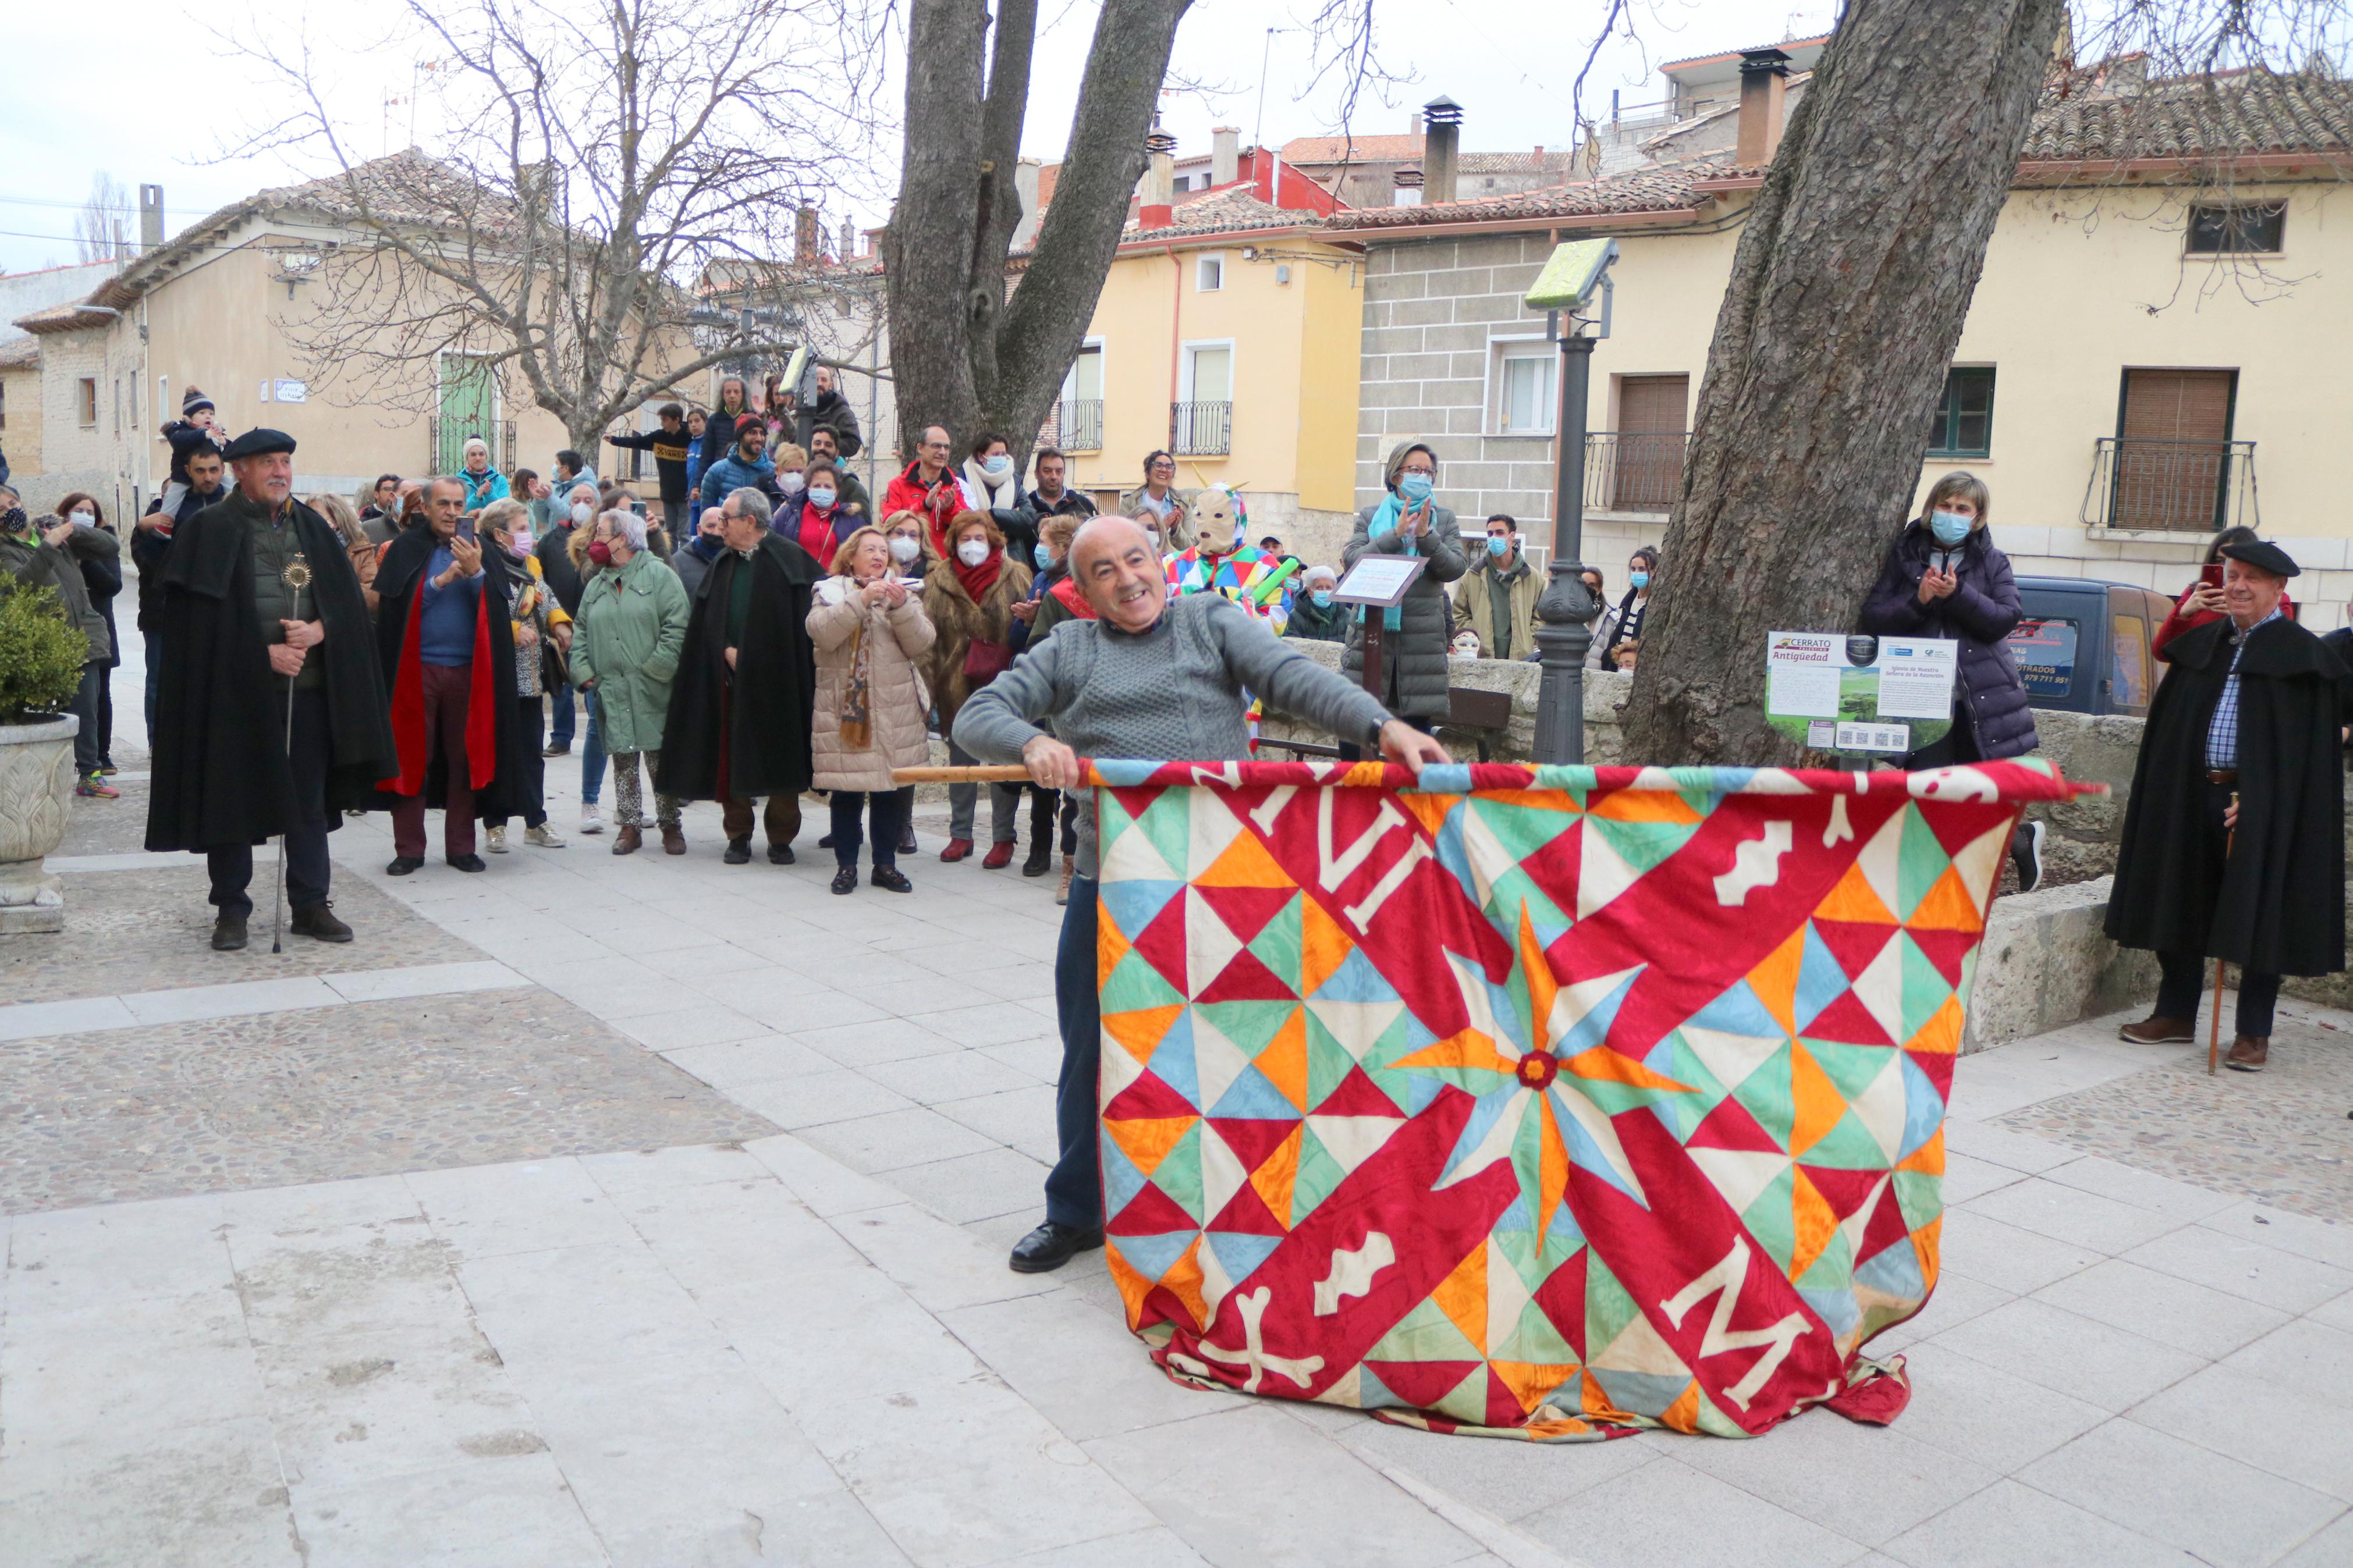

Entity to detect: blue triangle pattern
[1207,1230,1283,1286]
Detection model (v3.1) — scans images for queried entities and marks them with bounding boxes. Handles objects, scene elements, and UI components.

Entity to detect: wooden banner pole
[892,765,1038,784]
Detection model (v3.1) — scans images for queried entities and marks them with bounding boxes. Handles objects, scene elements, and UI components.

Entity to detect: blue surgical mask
[1397,471,1433,503]
[807,486,836,510]
[1930,510,1971,547]
[1486,536,1509,557]
[984,454,1011,476]
[1310,590,1333,607]
[1628,571,1651,590]
[1033,542,1052,569]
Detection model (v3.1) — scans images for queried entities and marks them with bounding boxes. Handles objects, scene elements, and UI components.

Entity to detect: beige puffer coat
[807,576,936,792]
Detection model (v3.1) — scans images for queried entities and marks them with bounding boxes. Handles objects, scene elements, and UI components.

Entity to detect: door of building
[1612,374,1688,510]
[2113,368,2234,531]
[438,354,499,478]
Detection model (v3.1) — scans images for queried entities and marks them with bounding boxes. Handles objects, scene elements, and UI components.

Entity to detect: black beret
[2220,539,2299,578]
[222,427,297,461]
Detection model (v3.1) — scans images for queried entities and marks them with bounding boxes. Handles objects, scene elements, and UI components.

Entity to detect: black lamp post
[1527,238,1619,765]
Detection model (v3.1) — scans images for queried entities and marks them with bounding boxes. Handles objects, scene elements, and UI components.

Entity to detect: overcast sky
[0,0,1820,276]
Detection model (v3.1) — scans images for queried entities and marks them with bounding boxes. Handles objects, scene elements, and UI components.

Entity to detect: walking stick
[2210,790,2238,1076]
[271,673,295,954]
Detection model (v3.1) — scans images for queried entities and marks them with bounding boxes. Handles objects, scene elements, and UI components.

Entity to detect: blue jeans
[1045,876,1103,1231]
[580,691,608,805]
[69,663,103,776]
[549,677,577,748]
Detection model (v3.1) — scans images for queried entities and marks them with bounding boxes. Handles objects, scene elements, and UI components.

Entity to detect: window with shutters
[1927,368,1995,458]
[2111,367,2237,531]
[2187,203,2285,255]
[1608,374,1690,511]
[76,378,97,427]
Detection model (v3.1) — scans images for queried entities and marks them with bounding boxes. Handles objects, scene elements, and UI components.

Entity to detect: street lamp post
[1526,238,1619,765]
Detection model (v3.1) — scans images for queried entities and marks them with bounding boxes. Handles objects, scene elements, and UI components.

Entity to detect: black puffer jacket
[1857,519,2038,760]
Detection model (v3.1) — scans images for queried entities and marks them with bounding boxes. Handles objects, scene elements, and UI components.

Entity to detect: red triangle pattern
[1904,1048,1955,1100]
[1110,1181,1199,1235]
[1210,1116,1301,1172]
[1907,929,1978,989]
[1685,1094,1785,1154]
[1195,883,1296,947]
[1531,1247,1591,1363]
[1804,990,1896,1048]
[1798,1164,1886,1222]
[1811,919,1897,986]
[1856,1179,1915,1265]
[1130,898,1191,990]
[1314,1065,1406,1119]
[1105,1071,1199,1122]
[1206,1178,1288,1236]
[1197,947,1298,1004]
[1365,1359,1485,1411]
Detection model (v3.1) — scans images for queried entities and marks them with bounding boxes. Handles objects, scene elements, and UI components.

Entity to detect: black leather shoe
[1009,1221,1104,1274]
[386,856,424,876]
[723,838,753,865]
[289,903,353,943]
[768,843,795,865]
[542,742,570,758]
[871,865,913,893]
[211,913,249,951]
[446,853,488,873]
[1023,839,1052,877]
[831,866,858,895]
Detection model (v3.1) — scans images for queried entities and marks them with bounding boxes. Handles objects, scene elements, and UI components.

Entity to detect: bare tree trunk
[885,0,1189,464]
[1622,0,2067,766]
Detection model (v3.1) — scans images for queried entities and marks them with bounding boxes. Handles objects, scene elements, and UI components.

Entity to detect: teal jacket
[568,549,690,754]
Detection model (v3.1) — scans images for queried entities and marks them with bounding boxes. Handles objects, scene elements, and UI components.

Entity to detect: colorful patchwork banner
[1087,758,2090,1440]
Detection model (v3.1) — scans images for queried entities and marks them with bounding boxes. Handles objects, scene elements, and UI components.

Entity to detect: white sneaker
[526,823,568,848]
[485,824,509,854]
[580,805,604,835]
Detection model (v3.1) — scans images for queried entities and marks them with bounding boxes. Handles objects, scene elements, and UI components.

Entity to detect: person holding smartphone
[2155,526,2290,659]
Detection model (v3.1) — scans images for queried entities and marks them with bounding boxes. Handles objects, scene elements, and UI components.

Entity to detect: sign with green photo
[1764,632,1957,756]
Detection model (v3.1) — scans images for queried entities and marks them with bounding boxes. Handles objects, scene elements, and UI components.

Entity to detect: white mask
[956,538,991,567]
[68,510,96,528]
[888,534,920,564]
[778,470,805,495]
[570,500,594,525]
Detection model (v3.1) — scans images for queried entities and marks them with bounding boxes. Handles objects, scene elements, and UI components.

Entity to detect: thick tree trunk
[885,0,1188,465]
[1621,0,2067,766]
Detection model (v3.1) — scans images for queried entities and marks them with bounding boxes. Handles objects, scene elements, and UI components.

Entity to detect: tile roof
[1281,133,1425,165]
[1325,158,1728,230]
[0,335,41,368]
[2022,70,2353,163]
[1124,186,1325,242]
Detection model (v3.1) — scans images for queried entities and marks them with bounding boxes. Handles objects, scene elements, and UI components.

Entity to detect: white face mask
[778,470,805,495]
[956,538,991,567]
[68,510,96,528]
[888,534,921,564]
[570,501,593,525]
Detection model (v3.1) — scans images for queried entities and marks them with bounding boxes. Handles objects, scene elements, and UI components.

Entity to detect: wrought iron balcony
[1582,430,1687,513]
[2082,436,2260,533]
[1171,400,1233,457]
[1054,399,1104,453]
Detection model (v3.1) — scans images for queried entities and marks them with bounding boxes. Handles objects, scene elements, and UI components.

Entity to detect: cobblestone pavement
[5,635,2350,1566]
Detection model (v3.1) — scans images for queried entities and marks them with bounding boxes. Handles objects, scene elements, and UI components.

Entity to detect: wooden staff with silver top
[271,549,313,955]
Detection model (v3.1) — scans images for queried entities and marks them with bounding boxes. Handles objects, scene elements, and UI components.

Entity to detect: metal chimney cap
[1421,95,1464,125]
[1739,47,1793,74]
[1145,130,1179,154]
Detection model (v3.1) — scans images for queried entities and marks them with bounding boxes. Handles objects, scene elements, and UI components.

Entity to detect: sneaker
[2011,819,2046,894]
[579,804,604,835]
[526,823,567,848]
[485,825,509,854]
[76,773,119,799]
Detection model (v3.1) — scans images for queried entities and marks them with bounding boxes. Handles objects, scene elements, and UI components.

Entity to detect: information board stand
[1763,632,1957,767]
[1333,556,1428,705]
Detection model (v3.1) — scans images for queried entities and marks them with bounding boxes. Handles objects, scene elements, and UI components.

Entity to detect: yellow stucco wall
[1067,234,1362,510]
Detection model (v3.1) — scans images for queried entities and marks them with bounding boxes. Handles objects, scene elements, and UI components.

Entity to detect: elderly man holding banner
[954,515,1451,1275]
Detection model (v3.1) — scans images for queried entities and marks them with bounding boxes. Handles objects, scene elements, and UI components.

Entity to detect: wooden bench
[1258,685,1517,763]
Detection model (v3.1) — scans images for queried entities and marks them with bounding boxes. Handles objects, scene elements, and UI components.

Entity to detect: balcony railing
[427,417,517,482]
[2082,436,2259,534]
[1171,400,1233,457]
[1583,430,1687,513]
[1055,399,1104,453]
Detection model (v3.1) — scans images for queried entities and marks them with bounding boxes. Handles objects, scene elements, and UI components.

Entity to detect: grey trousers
[946,737,1018,843]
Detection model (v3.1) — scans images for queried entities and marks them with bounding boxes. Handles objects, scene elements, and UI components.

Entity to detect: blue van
[2005,577,2178,717]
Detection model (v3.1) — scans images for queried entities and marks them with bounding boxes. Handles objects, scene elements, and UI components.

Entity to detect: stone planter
[0,715,77,934]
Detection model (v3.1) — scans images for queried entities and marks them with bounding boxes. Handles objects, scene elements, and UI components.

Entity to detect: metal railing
[1582,430,1687,513]
[427,417,517,482]
[2081,436,2259,534]
[1171,400,1233,457]
[1055,399,1104,453]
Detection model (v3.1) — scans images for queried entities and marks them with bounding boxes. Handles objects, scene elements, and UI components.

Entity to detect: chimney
[1420,96,1462,205]
[1391,166,1424,207]
[839,217,855,260]
[1735,48,1791,167]
[1141,125,1178,227]
[139,184,164,253]
[1211,127,1240,187]
[795,202,819,265]
[1012,157,1043,250]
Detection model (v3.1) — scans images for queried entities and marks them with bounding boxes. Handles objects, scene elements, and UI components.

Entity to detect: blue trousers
[1046,876,1103,1231]
[548,677,577,747]
[580,692,608,805]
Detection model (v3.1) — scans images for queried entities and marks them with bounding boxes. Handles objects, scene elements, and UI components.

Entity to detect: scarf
[1365,490,1423,631]
[838,583,875,749]
[1048,574,1096,621]
[952,545,1003,603]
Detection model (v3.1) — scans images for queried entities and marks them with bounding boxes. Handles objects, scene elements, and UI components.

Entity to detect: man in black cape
[658,486,818,864]
[370,476,531,874]
[2107,540,2347,1071]
[145,429,396,950]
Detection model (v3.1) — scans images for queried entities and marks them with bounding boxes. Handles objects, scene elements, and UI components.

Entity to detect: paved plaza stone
[4,640,2351,1566]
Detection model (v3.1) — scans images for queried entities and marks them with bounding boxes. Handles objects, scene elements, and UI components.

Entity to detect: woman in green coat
[569,509,691,855]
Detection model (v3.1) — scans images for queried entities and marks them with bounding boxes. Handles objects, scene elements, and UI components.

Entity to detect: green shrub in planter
[0,576,86,726]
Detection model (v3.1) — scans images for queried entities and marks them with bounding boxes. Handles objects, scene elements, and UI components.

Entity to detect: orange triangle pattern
[1748,927,1807,1036]
[1258,1008,1310,1111]
[1905,994,1967,1057]
[1105,1114,1197,1179]
[1299,896,1354,998]
[1908,866,1985,933]
[1430,1243,1488,1358]
[1199,825,1293,889]
[1788,1166,1841,1281]
[1246,1124,1304,1230]
[1815,860,1898,926]
[1787,1043,1847,1157]
[1491,1359,1580,1416]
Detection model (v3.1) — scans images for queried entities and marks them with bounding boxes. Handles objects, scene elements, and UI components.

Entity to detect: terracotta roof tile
[1281,133,1424,165]
[2023,71,2353,162]
[0,335,41,368]
[1325,158,1727,230]
[1124,187,1322,241]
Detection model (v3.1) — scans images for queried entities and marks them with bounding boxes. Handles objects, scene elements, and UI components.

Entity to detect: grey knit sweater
[953,593,1394,876]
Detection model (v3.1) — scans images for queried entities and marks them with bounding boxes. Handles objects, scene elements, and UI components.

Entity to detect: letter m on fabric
[1082,756,2089,1440]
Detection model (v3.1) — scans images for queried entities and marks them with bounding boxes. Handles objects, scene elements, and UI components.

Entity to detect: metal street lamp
[1525,237,1619,765]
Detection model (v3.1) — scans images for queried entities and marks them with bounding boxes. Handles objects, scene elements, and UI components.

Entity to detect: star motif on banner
[1392,908,1692,1243]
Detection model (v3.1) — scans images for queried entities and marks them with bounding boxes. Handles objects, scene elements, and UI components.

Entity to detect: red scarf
[953,545,1004,602]
[1048,574,1095,620]
[794,503,843,567]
